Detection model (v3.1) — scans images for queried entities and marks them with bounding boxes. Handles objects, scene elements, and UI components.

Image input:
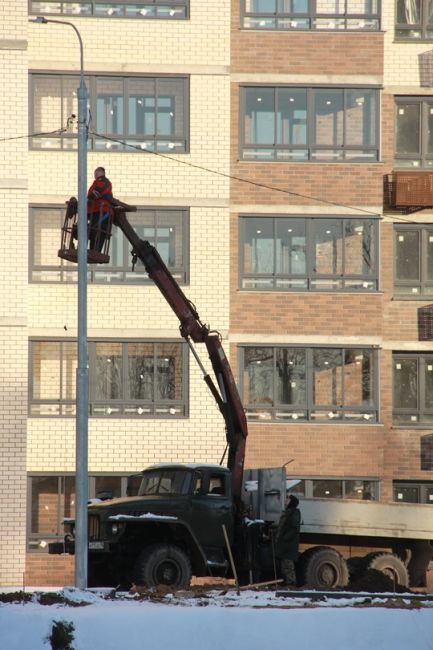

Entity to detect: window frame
[29,338,189,418]
[27,473,133,552]
[239,215,379,292]
[395,0,433,40]
[240,0,381,31]
[394,97,433,169]
[393,224,433,297]
[393,352,433,426]
[288,476,380,500]
[393,480,433,503]
[239,85,380,163]
[29,73,189,153]
[239,344,379,423]
[29,204,190,284]
[28,0,189,19]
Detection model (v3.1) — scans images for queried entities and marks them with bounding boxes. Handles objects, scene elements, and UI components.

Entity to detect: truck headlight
[111,522,124,535]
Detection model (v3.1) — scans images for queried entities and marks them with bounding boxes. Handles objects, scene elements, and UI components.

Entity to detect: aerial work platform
[58,196,135,265]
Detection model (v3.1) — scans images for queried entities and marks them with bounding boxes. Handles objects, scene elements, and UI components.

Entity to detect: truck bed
[299,498,433,540]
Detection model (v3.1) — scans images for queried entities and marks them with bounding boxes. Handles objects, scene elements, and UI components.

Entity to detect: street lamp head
[30,16,48,23]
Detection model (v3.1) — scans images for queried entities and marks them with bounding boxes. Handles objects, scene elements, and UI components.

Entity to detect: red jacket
[87,176,113,214]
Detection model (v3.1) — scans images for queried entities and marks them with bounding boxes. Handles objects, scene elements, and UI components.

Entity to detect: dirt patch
[349,569,411,594]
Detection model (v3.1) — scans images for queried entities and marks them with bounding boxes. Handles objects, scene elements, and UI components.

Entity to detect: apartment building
[0,0,432,587]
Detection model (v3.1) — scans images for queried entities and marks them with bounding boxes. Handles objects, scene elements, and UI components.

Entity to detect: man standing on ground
[275,494,301,587]
[87,166,113,252]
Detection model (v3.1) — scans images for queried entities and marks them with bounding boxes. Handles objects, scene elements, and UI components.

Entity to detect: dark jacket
[275,506,301,560]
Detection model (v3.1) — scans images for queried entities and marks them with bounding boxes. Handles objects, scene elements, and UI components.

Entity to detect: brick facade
[0,0,432,588]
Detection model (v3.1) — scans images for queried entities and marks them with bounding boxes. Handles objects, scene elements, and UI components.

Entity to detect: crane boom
[113,208,248,507]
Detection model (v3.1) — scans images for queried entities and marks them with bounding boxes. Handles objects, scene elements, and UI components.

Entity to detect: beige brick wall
[0,1,29,585]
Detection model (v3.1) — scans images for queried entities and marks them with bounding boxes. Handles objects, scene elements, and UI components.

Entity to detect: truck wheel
[302,547,349,589]
[133,543,192,589]
[366,553,409,588]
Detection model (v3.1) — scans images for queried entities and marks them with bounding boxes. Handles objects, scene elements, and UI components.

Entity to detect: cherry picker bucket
[58,197,113,264]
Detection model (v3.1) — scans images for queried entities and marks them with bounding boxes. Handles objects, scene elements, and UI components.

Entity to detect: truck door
[190,471,233,548]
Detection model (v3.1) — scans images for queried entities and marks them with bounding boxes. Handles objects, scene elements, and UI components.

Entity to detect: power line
[0,127,67,143]
[89,131,419,224]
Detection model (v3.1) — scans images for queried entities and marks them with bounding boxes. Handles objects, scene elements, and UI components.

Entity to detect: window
[241,86,379,162]
[241,346,378,422]
[138,469,192,496]
[394,225,433,296]
[393,481,433,503]
[395,0,433,39]
[395,98,433,168]
[29,340,188,417]
[240,216,378,291]
[30,206,189,284]
[28,474,129,551]
[29,0,188,19]
[393,352,433,425]
[30,74,188,152]
[241,0,380,30]
[288,477,379,499]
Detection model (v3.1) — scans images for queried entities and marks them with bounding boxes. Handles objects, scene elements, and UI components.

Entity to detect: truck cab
[59,463,235,587]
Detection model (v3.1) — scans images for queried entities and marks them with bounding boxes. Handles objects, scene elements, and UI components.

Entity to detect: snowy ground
[1,587,433,650]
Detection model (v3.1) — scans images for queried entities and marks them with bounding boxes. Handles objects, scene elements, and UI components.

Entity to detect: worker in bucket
[275,494,301,587]
[87,166,113,252]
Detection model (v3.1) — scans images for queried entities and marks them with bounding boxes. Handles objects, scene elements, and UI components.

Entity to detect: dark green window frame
[30,73,189,152]
[240,345,378,423]
[29,0,188,19]
[29,339,188,417]
[395,97,433,169]
[288,477,380,500]
[240,85,379,162]
[240,215,379,291]
[394,224,433,297]
[393,480,433,503]
[29,205,189,284]
[393,352,433,425]
[240,0,380,31]
[395,0,433,40]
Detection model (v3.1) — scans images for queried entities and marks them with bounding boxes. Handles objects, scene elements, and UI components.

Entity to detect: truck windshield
[138,469,192,497]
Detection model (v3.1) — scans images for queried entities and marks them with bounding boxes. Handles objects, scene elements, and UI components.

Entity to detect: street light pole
[30,17,89,589]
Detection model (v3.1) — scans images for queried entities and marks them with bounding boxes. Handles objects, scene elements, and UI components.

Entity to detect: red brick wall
[26,554,74,587]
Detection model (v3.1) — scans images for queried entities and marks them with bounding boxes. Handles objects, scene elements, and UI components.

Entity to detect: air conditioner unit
[391,171,433,207]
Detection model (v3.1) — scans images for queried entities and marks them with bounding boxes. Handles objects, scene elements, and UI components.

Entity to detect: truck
[49,199,433,591]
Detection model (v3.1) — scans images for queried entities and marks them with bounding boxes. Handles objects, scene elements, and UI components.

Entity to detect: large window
[394,225,433,296]
[393,353,433,425]
[288,477,379,499]
[30,206,189,283]
[30,74,188,152]
[395,98,433,168]
[395,0,433,39]
[241,346,378,422]
[241,0,380,30]
[29,0,188,18]
[29,340,187,417]
[241,86,379,162]
[28,474,132,551]
[240,216,378,291]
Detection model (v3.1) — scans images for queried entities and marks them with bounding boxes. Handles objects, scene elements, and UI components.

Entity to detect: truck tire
[366,553,409,588]
[133,543,192,589]
[302,547,349,589]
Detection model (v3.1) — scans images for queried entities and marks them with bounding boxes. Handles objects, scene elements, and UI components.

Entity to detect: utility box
[243,467,286,523]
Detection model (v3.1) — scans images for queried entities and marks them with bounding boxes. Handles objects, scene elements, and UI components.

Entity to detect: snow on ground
[1,588,433,650]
